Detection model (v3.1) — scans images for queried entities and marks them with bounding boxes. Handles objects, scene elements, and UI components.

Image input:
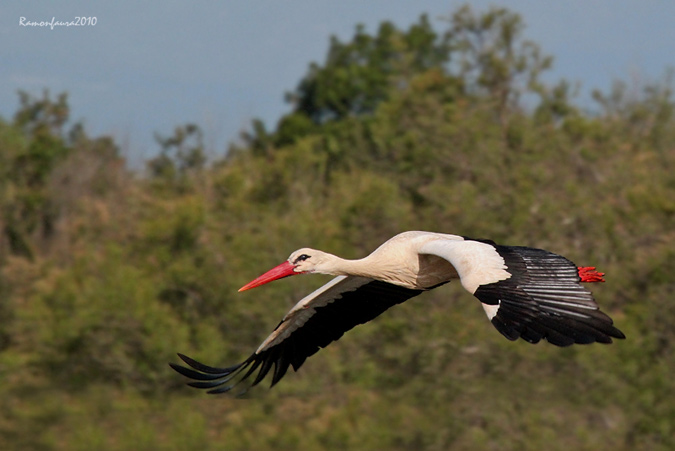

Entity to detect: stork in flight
[171,231,624,394]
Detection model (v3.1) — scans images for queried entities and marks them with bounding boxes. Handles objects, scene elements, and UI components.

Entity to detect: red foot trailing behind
[171,231,624,395]
[578,266,605,283]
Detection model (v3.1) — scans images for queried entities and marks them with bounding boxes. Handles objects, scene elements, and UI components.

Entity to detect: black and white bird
[170,231,624,394]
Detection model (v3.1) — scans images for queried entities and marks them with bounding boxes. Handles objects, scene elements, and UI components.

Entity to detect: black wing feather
[474,245,625,346]
[171,279,423,394]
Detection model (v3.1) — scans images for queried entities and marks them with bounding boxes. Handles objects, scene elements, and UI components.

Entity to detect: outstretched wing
[473,245,625,346]
[170,275,423,395]
[420,238,625,347]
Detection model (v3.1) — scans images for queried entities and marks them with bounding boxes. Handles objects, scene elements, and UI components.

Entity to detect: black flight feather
[473,245,625,346]
[170,279,424,394]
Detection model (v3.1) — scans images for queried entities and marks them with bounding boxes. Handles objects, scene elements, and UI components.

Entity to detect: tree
[245,7,556,150]
[148,123,206,181]
[269,15,452,147]
[1,91,75,258]
[446,5,553,117]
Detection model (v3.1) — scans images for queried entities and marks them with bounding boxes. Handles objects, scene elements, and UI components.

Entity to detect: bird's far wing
[420,238,625,347]
[170,275,424,395]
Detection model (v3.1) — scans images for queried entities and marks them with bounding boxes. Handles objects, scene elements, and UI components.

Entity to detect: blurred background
[1,2,674,450]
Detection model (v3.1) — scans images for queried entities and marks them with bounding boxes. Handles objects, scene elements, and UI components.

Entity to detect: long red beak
[238,261,299,292]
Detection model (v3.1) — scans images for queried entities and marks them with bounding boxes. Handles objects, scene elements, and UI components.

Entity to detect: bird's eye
[294,254,311,264]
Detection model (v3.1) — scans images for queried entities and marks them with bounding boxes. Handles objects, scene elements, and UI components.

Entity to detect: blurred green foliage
[1,5,674,450]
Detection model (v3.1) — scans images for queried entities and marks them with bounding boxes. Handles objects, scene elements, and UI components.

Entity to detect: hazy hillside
[1,6,673,450]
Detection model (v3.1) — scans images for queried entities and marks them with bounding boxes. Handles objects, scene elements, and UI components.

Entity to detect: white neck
[316,251,420,288]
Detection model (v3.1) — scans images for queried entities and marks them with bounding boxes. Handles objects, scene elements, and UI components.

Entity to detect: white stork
[170,231,624,394]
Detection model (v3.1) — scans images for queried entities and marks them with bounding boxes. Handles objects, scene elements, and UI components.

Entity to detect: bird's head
[238,248,333,292]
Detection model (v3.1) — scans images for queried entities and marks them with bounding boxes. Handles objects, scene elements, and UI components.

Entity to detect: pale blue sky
[1,1,673,166]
